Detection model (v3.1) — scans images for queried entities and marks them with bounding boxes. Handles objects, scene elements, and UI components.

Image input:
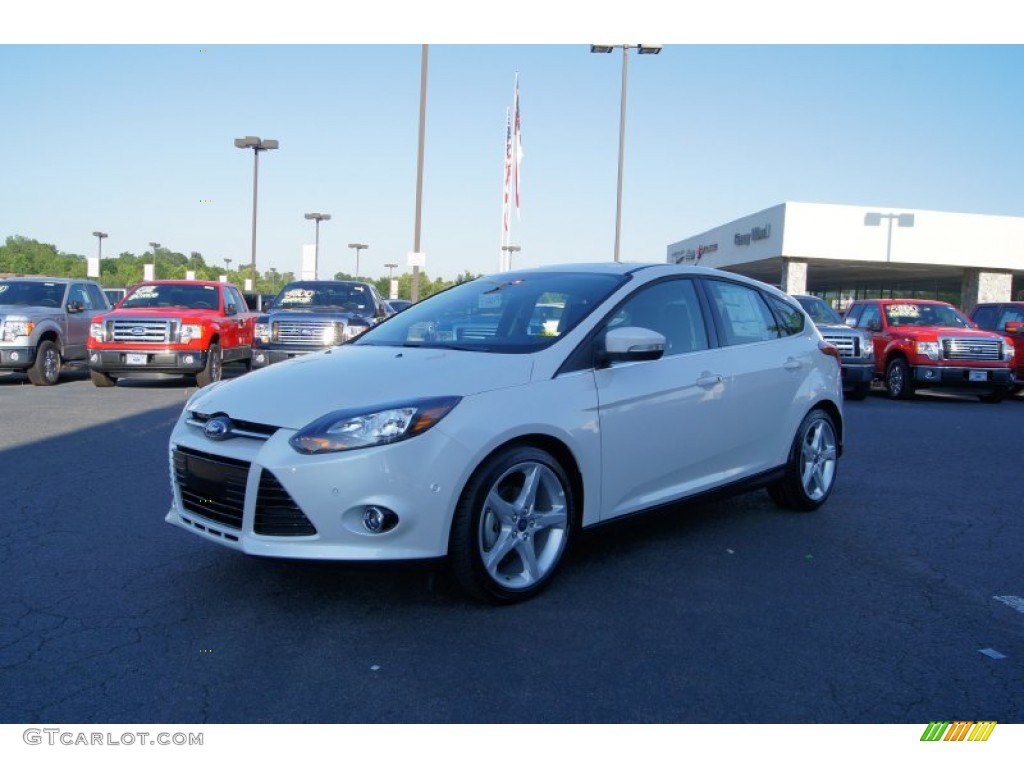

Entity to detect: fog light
[89,352,99,363]
[10,352,20,361]
[362,506,399,534]
[182,354,195,365]
[924,369,936,380]
[255,353,266,364]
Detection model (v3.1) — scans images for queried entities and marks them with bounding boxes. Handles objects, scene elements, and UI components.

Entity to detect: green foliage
[2,235,478,297]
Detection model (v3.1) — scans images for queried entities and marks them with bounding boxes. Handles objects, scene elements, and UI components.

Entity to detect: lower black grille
[173,447,249,530]
[255,471,317,536]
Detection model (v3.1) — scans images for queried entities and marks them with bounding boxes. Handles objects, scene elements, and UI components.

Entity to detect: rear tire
[27,340,61,386]
[768,408,839,512]
[195,344,222,387]
[90,369,117,387]
[448,445,574,604]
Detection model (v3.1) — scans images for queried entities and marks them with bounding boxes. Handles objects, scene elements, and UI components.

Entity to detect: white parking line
[994,595,1024,613]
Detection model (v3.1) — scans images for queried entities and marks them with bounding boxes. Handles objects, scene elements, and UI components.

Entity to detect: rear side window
[768,296,805,336]
[704,280,780,346]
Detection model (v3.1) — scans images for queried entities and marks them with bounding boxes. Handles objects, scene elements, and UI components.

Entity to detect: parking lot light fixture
[235,136,279,286]
[92,231,108,261]
[589,44,663,262]
[348,243,368,279]
[864,211,915,263]
[501,244,521,270]
[304,213,331,279]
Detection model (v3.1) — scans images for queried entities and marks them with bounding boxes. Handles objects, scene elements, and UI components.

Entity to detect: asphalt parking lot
[1,369,1022,724]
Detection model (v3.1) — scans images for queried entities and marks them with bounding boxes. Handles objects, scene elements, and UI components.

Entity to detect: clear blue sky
[3,9,1023,281]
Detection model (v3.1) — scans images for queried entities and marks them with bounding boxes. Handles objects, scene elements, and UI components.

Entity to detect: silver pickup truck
[0,276,111,385]
[793,294,875,400]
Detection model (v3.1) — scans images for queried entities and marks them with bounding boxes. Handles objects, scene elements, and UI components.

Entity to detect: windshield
[121,283,221,310]
[885,302,973,328]
[796,296,842,325]
[354,270,626,354]
[0,280,67,307]
[273,283,374,313]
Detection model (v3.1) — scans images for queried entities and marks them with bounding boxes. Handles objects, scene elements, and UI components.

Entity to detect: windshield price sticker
[133,285,158,298]
[280,289,314,304]
[888,304,921,318]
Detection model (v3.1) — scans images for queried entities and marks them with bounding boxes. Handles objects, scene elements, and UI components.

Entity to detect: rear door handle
[696,373,723,388]
[784,357,802,371]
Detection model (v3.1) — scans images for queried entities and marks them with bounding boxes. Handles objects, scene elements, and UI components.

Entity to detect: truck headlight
[290,396,461,454]
[916,341,940,360]
[1004,340,1015,361]
[178,324,203,343]
[858,333,873,359]
[89,321,106,342]
[1,320,35,341]
[342,321,370,341]
[254,321,271,344]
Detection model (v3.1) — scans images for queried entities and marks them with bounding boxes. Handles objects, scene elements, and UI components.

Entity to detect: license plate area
[126,353,148,365]
[969,370,988,382]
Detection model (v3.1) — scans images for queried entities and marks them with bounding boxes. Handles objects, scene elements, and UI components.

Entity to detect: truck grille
[942,337,1002,361]
[111,318,174,343]
[821,333,860,358]
[273,319,339,345]
[173,447,248,530]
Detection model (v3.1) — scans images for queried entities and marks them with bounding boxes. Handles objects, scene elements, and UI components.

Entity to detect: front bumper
[0,345,36,370]
[165,411,471,561]
[89,348,208,375]
[840,362,873,386]
[911,365,1015,387]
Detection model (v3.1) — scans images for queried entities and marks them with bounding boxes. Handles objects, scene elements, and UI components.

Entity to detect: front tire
[195,344,222,387]
[885,358,914,400]
[27,340,61,386]
[768,408,839,511]
[448,445,574,604]
[90,369,117,387]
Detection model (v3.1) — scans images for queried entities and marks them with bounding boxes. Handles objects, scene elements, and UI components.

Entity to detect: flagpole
[500,106,511,271]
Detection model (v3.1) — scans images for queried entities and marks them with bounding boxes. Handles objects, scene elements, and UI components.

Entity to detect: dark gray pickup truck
[0,276,110,385]
[251,280,389,368]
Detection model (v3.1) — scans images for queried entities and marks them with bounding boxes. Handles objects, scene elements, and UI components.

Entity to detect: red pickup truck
[87,280,257,387]
[843,298,1015,402]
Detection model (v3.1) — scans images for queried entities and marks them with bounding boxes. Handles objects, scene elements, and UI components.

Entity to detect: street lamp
[235,135,279,287]
[384,263,398,280]
[304,213,331,279]
[92,231,107,260]
[224,257,232,273]
[149,242,160,278]
[348,243,368,279]
[501,244,521,270]
[589,44,663,262]
[864,211,915,263]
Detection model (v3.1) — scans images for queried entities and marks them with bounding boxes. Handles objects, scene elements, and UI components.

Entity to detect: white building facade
[666,202,1024,311]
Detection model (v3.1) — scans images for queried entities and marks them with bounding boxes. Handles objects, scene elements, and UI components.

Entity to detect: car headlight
[178,323,203,343]
[1004,340,1015,361]
[2,320,35,341]
[916,341,940,360]
[859,333,874,359]
[289,396,461,454]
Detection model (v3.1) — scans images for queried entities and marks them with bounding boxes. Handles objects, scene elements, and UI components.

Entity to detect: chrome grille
[273,319,338,345]
[821,334,859,357]
[941,337,1002,361]
[111,318,174,343]
[172,446,249,530]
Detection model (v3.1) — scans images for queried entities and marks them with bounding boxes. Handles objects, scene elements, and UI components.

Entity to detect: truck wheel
[27,340,61,386]
[195,344,222,387]
[885,358,914,400]
[90,369,117,388]
[978,387,1008,404]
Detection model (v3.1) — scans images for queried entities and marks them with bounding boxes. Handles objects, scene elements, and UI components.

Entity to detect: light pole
[304,213,331,279]
[235,135,279,287]
[224,257,232,274]
[385,263,398,280]
[501,244,521,270]
[412,44,428,302]
[149,242,160,279]
[92,231,107,260]
[590,44,663,262]
[348,243,368,278]
[864,211,915,263]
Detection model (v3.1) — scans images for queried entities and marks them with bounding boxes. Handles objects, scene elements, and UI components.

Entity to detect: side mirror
[596,326,665,368]
[1004,321,1022,335]
[866,320,882,332]
[66,301,85,314]
[225,304,237,316]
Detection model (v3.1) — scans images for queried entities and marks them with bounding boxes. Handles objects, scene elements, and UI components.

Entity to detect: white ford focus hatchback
[167,263,843,603]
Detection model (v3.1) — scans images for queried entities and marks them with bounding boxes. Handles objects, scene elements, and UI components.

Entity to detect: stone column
[961,269,1012,312]
[780,258,808,295]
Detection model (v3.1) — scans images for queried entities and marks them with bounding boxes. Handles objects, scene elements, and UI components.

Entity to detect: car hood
[188,344,536,429]
[0,305,64,321]
[814,321,861,334]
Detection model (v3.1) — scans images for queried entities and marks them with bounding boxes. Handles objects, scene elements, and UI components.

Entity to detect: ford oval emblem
[203,416,233,441]
[131,326,146,336]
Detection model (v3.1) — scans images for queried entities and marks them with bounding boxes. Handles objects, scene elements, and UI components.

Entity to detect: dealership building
[666,201,1024,312]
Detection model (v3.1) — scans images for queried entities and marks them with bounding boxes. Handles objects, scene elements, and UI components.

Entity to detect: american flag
[513,75,523,216]
[502,107,512,232]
